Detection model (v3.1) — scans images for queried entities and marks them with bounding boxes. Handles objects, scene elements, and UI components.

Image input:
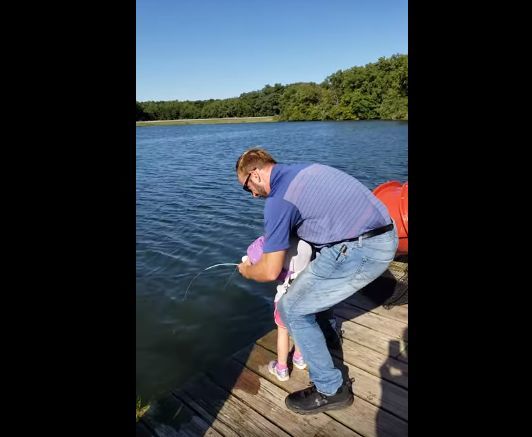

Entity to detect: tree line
[137,54,407,122]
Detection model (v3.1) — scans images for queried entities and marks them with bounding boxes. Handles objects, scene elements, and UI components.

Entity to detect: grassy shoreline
[136,116,278,127]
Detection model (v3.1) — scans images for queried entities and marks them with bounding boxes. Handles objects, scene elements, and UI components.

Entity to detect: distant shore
[136,116,278,126]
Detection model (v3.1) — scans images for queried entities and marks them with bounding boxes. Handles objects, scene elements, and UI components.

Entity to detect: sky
[136,0,408,102]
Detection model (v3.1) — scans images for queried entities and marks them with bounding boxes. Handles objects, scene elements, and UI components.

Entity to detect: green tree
[136,54,408,122]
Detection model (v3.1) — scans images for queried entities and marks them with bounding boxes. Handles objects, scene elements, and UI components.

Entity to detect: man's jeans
[277,226,399,395]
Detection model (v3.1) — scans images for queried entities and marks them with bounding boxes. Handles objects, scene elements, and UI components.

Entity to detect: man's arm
[238,250,286,282]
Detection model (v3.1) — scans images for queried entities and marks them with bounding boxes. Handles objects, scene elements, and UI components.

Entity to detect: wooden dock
[137,261,408,437]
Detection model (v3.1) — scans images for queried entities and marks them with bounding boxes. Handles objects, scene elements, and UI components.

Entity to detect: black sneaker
[285,380,354,415]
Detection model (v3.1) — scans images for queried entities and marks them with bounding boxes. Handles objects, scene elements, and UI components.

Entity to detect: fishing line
[182,263,239,301]
[222,267,238,291]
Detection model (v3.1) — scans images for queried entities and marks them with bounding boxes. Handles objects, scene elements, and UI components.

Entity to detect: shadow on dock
[377,328,408,437]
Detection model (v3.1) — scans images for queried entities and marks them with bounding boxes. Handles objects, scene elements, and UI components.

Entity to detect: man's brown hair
[235,148,277,176]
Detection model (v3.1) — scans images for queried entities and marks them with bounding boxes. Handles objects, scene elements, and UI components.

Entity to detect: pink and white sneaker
[292,353,307,370]
[268,360,289,381]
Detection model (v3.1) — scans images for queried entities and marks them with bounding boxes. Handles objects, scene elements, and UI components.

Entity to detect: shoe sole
[293,362,307,370]
[286,395,354,415]
[268,367,289,381]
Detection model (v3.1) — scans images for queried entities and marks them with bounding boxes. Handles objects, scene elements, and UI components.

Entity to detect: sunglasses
[242,168,257,193]
[243,172,253,193]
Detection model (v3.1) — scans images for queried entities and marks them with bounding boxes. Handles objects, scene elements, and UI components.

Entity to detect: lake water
[136,120,408,402]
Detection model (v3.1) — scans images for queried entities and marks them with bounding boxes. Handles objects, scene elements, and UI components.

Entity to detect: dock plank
[178,375,291,437]
[335,302,408,340]
[344,293,408,324]
[173,390,240,437]
[340,337,409,389]
[234,343,407,437]
[207,356,362,436]
[140,392,224,437]
[337,316,407,358]
[257,331,408,421]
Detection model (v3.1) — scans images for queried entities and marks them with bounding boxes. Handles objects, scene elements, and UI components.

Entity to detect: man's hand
[238,257,253,279]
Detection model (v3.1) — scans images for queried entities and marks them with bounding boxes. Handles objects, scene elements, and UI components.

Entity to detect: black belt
[321,222,394,249]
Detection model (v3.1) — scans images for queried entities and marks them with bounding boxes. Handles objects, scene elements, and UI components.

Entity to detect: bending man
[236,148,398,414]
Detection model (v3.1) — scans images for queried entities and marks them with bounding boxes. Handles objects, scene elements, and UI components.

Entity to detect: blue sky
[136,0,408,102]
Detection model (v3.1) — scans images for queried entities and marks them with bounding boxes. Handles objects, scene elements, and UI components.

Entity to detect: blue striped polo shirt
[262,163,392,253]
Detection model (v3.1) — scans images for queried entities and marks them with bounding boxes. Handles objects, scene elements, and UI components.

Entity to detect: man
[236,148,398,414]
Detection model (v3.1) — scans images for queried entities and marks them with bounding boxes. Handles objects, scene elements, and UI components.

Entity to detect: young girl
[244,236,313,381]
